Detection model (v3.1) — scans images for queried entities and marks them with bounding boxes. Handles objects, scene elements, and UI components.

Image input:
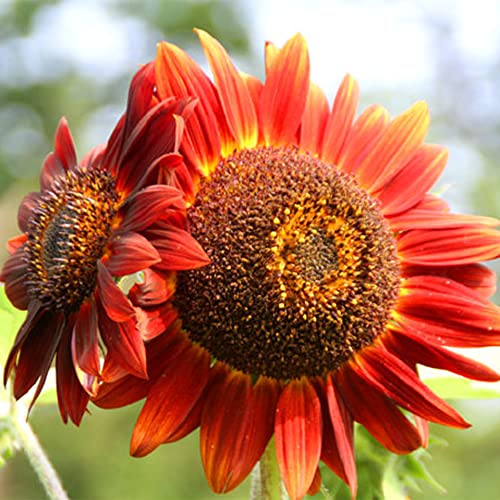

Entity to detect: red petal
[299,82,329,154]
[135,303,177,341]
[40,152,65,191]
[94,324,184,408]
[355,101,430,192]
[338,104,390,174]
[97,297,147,380]
[307,468,322,496]
[384,330,500,382]
[378,144,448,215]
[106,232,161,277]
[390,209,498,232]
[17,192,39,233]
[196,29,258,149]
[1,246,29,310]
[54,117,77,170]
[338,366,422,454]
[80,143,106,168]
[320,74,359,165]
[394,276,500,347]
[402,263,497,298]
[354,346,470,428]
[324,375,357,497]
[56,321,90,425]
[96,261,135,321]
[200,373,279,493]
[146,226,210,271]
[397,225,500,265]
[260,33,310,146]
[131,342,210,457]
[5,233,27,255]
[119,184,186,233]
[114,98,195,194]
[155,41,228,175]
[3,302,44,384]
[14,310,64,405]
[128,268,175,307]
[275,377,322,500]
[71,300,100,376]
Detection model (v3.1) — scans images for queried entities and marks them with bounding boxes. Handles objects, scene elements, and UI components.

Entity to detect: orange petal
[378,144,448,215]
[325,375,357,497]
[130,341,210,457]
[275,377,322,500]
[200,372,279,493]
[298,82,329,154]
[264,41,280,74]
[337,366,422,454]
[306,467,322,496]
[320,74,359,165]
[354,346,470,428]
[355,101,430,192]
[196,29,258,149]
[397,224,500,266]
[155,41,230,175]
[260,34,310,146]
[338,104,390,174]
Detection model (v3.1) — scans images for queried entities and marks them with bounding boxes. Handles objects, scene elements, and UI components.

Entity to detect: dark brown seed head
[174,147,401,380]
[26,167,119,312]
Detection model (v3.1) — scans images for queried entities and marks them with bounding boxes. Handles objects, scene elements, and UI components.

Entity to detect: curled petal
[260,33,310,146]
[129,268,176,307]
[97,297,147,380]
[18,192,40,233]
[97,261,135,322]
[146,226,210,271]
[106,232,161,277]
[119,184,186,233]
[275,377,322,500]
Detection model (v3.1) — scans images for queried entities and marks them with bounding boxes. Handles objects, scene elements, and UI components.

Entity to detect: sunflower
[93,32,500,498]
[1,62,209,425]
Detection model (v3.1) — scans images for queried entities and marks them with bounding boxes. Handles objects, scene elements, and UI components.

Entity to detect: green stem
[10,401,69,500]
[251,437,283,500]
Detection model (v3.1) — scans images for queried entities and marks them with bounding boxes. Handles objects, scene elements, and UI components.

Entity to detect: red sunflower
[1,63,209,425]
[93,31,500,499]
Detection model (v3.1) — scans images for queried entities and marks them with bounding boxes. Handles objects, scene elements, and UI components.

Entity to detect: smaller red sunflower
[1,63,209,425]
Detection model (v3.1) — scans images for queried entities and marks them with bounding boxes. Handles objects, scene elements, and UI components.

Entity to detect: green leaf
[0,285,26,360]
[425,377,500,400]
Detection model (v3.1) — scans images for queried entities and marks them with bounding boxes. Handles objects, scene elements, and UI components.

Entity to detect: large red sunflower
[1,63,209,425]
[94,32,500,498]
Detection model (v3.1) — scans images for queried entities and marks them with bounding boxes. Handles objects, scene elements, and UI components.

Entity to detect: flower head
[1,63,209,425]
[93,32,500,498]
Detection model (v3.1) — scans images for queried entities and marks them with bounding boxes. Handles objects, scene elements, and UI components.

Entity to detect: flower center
[174,147,400,379]
[26,167,119,312]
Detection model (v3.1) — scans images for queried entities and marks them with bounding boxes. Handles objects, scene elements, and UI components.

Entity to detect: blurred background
[0,0,499,498]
